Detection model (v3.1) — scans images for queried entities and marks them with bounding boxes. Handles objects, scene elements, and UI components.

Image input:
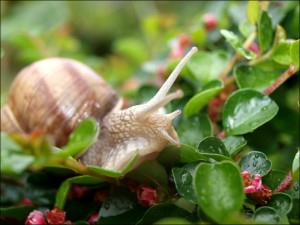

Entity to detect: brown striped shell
[1,58,119,146]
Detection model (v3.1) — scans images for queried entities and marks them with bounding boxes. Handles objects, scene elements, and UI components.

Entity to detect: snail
[1,47,198,171]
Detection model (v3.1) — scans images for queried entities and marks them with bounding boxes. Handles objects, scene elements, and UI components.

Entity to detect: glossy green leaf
[99,188,145,225]
[220,29,256,60]
[234,64,281,92]
[246,1,260,24]
[172,162,198,204]
[290,39,299,69]
[258,11,273,53]
[253,206,280,224]
[196,136,232,161]
[127,160,168,188]
[177,144,209,163]
[272,41,293,65]
[266,193,293,217]
[239,151,272,177]
[138,203,190,225]
[58,118,99,158]
[178,114,212,148]
[184,80,223,117]
[222,89,279,135]
[292,151,299,182]
[187,51,229,84]
[222,135,247,156]
[194,161,244,223]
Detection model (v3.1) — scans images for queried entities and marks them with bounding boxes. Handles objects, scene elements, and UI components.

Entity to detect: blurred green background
[1,1,299,172]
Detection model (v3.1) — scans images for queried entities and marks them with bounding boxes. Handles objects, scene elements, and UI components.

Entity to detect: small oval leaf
[194,161,245,223]
[258,11,273,53]
[197,136,230,158]
[239,151,272,177]
[222,89,279,135]
[234,64,281,92]
[253,206,280,224]
[184,80,223,117]
[222,135,247,157]
[178,114,212,148]
[266,193,293,217]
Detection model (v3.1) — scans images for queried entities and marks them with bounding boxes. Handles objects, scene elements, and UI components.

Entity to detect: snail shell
[1,58,120,146]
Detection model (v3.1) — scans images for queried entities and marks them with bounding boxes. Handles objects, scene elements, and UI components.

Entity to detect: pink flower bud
[253,174,262,189]
[137,185,158,207]
[87,212,99,225]
[248,42,260,54]
[46,207,66,224]
[202,13,217,31]
[25,210,47,225]
[244,185,256,193]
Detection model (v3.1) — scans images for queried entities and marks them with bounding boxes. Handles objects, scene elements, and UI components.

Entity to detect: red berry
[202,13,217,31]
[25,210,47,225]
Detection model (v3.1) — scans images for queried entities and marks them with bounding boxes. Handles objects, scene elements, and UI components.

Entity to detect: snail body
[1,47,198,171]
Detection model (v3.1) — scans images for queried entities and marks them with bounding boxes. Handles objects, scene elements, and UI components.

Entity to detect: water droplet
[254,154,259,158]
[262,106,268,111]
[253,161,257,167]
[180,171,193,185]
[104,203,110,209]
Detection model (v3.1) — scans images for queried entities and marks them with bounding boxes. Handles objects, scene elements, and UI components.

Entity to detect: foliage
[1,1,299,224]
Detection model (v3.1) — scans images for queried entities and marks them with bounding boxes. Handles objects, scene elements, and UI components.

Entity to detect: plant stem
[264,64,297,95]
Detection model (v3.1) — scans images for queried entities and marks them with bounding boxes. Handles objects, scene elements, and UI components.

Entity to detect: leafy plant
[1,1,299,224]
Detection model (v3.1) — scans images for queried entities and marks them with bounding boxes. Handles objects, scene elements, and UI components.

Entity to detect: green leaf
[292,151,299,182]
[288,199,300,224]
[0,205,35,223]
[184,80,223,117]
[196,136,232,161]
[290,39,299,69]
[0,133,35,175]
[194,161,245,223]
[55,175,104,209]
[246,1,260,24]
[138,203,190,225]
[258,11,273,53]
[154,217,192,225]
[127,160,168,188]
[88,150,139,178]
[58,118,99,157]
[172,144,208,163]
[99,188,146,225]
[222,89,279,135]
[273,25,286,47]
[272,41,293,65]
[263,170,286,191]
[238,151,272,177]
[177,114,212,148]
[222,135,247,157]
[187,51,229,84]
[220,29,256,60]
[266,193,293,217]
[234,64,281,92]
[172,162,198,204]
[238,20,255,38]
[253,206,280,224]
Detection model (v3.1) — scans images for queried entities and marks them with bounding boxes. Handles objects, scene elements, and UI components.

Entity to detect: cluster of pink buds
[25,207,72,225]
[241,170,272,205]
